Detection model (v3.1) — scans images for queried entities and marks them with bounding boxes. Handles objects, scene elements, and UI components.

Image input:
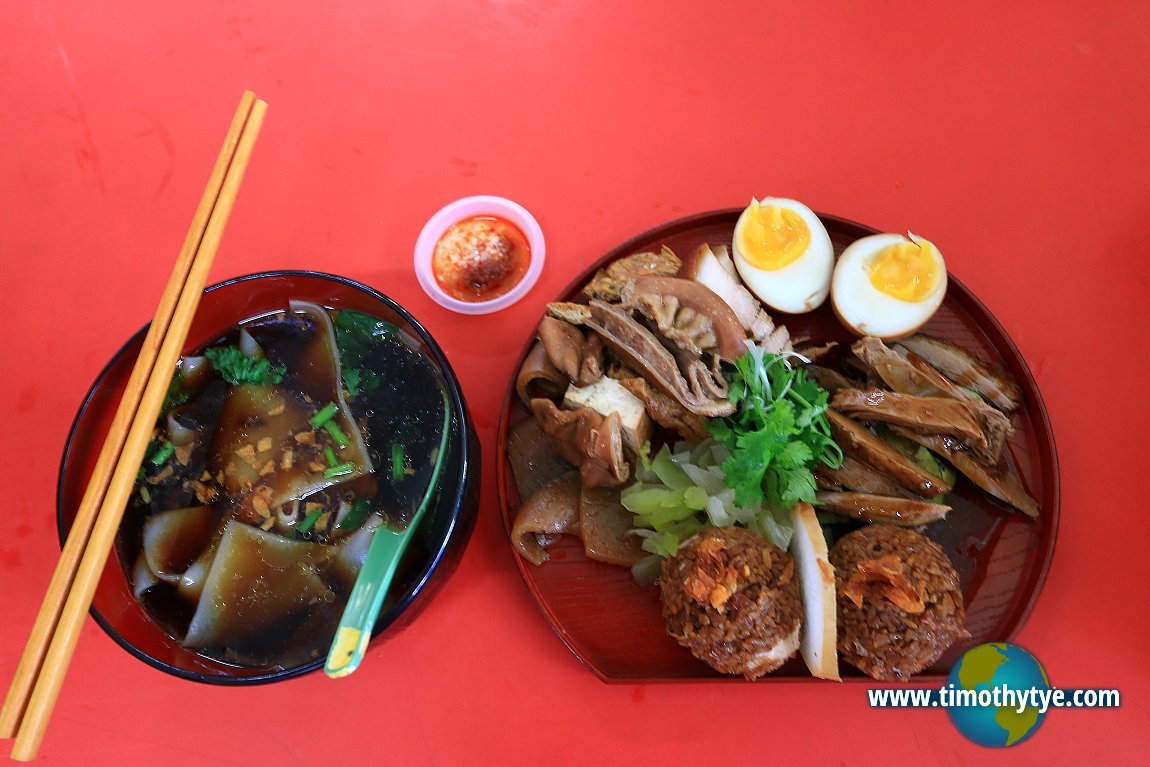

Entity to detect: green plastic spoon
[324,391,452,678]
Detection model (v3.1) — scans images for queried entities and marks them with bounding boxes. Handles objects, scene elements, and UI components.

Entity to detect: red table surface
[1,1,1146,764]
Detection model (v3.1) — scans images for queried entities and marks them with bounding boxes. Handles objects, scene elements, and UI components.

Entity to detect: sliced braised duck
[815,492,950,526]
[890,427,1039,518]
[852,336,1012,463]
[897,334,1023,413]
[826,410,952,497]
[830,388,988,452]
[815,455,914,498]
[511,472,582,565]
[805,364,856,395]
[619,275,747,362]
[582,246,682,302]
[530,398,630,487]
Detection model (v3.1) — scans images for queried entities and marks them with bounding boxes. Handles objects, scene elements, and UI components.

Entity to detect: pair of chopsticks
[0,91,267,761]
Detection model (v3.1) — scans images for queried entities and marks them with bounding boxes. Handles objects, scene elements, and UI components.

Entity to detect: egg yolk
[737,202,810,271]
[867,240,941,302]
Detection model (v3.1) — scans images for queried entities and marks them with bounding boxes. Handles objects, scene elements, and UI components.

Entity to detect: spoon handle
[325,392,452,678]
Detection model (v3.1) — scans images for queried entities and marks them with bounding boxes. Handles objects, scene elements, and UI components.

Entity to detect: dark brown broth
[118,306,446,668]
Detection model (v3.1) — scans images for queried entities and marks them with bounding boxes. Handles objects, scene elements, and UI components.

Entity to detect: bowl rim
[57,269,478,684]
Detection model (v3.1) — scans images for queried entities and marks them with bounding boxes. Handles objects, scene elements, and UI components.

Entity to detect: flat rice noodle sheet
[327,515,384,592]
[210,301,374,515]
[183,520,338,663]
[579,484,645,566]
[141,506,218,584]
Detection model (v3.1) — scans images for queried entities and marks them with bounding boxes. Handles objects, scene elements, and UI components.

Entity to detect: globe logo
[947,643,1050,747]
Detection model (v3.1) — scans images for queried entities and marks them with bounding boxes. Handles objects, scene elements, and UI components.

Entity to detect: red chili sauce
[431,215,531,302]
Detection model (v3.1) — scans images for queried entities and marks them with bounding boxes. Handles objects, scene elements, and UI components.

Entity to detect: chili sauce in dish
[431,215,531,302]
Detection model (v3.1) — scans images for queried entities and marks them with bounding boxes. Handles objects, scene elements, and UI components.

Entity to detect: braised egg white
[831,232,946,339]
[731,198,833,314]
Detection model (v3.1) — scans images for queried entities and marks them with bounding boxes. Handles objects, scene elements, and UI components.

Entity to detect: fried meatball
[831,524,968,681]
[660,526,801,679]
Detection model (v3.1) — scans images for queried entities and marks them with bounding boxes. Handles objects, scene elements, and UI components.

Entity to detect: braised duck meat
[830,388,988,452]
[826,411,952,498]
[852,336,1012,462]
[815,455,914,498]
[815,492,949,526]
[890,427,1039,518]
[897,334,1023,413]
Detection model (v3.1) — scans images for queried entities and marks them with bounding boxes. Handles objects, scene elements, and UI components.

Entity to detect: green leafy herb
[204,345,285,386]
[707,348,842,510]
[335,310,397,351]
[163,374,192,412]
[324,446,339,468]
[334,310,396,400]
[343,367,374,398]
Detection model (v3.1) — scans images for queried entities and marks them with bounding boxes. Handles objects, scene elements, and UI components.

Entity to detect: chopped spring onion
[309,402,339,428]
[336,497,372,533]
[324,419,350,448]
[324,461,356,478]
[325,447,338,468]
[150,440,174,466]
[391,443,405,482]
[297,509,323,535]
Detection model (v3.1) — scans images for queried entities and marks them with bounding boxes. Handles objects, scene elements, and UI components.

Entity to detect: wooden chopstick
[1,91,266,761]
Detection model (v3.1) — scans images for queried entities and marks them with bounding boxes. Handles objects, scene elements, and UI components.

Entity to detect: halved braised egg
[732,198,834,314]
[831,232,947,340]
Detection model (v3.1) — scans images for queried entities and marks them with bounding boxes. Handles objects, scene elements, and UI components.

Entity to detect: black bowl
[58,271,480,683]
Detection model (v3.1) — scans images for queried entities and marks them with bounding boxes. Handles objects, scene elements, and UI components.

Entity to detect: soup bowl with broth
[57,271,479,683]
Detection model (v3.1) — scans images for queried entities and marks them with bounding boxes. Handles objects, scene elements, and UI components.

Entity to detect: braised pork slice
[826,411,952,498]
[897,334,1023,413]
[830,388,988,452]
[890,427,1039,519]
[815,493,950,526]
[853,336,1012,462]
